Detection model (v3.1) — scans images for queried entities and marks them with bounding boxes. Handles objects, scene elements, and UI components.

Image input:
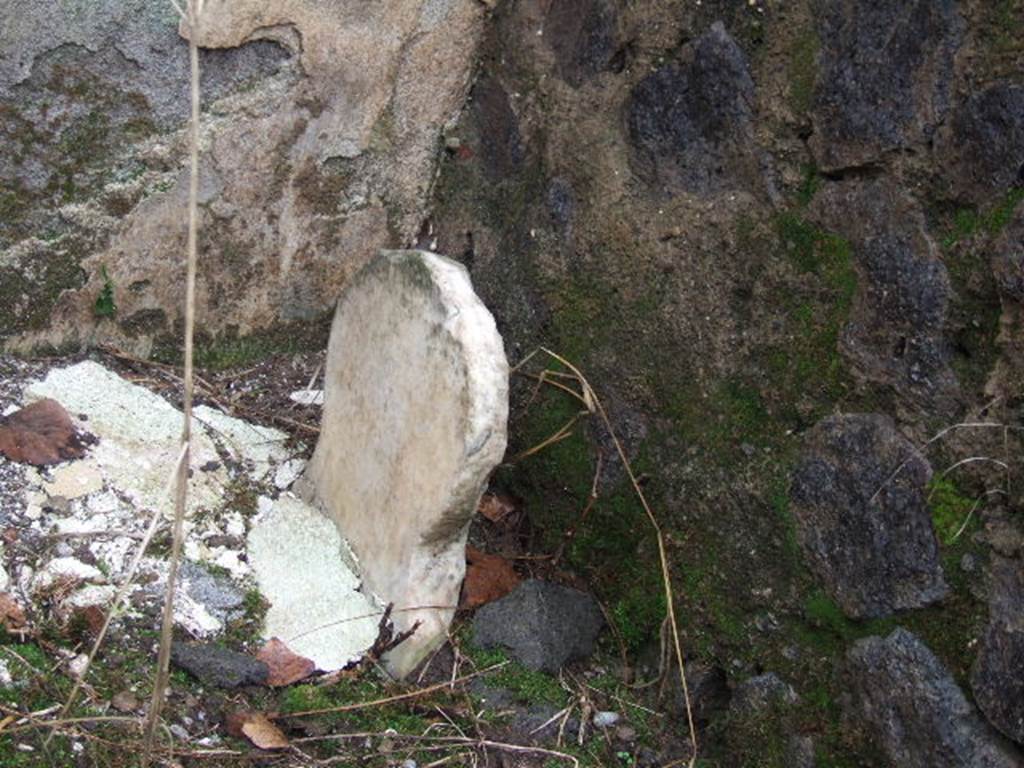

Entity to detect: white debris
[193,404,289,479]
[32,558,104,594]
[212,548,249,579]
[68,654,90,679]
[247,494,381,670]
[273,458,305,490]
[173,591,224,637]
[43,461,104,499]
[0,564,8,592]
[0,659,13,687]
[62,584,119,610]
[224,511,246,539]
[289,389,324,406]
[593,711,621,728]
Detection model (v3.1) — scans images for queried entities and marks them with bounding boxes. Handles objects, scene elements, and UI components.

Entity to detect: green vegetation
[280,677,430,734]
[927,477,977,545]
[938,189,1022,393]
[93,265,117,318]
[151,316,332,370]
[464,643,568,706]
[941,188,1024,248]
[788,26,820,115]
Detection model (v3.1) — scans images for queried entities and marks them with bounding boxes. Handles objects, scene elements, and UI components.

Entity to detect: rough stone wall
[425,1,1024,764]
[0,0,485,356]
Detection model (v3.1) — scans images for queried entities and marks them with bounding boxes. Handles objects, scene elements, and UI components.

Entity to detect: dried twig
[277,662,508,719]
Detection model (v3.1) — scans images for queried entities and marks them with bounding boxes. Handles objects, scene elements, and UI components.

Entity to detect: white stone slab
[307,250,508,677]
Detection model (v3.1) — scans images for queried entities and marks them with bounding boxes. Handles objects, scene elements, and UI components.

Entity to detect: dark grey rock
[994,210,1024,303]
[179,561,245,624]
[845,628,1021,767]
[810,0,962,171]
[810,180,959,413]
[790,414,947,619]
[471,579,603,672]
[941,84,1024,206]
[170,642,268,689]
[627,22,759,196]
[730,672,798,715]
[972,558,1024,745]
[544,0,620,87]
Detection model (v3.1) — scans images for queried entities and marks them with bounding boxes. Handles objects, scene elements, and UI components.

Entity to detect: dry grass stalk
[142,0,204,762]
[50,444,186,737]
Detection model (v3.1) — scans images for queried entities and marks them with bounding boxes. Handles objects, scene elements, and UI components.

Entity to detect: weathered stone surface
[972,558,1024,745]
[730,672,798,716]
[810,0,962,171]
[845,628,1021,767]
[170,642,268,689]
[470,75,524,183]
[790,414,947,618]
[1,0,485,355]
[471,580,603,672]
[543,0,620,87]
[810,180,959,414]
[627,22,760,197]
[940,84,1024,206]
[995,211,1024,303]
[307,250,508,678]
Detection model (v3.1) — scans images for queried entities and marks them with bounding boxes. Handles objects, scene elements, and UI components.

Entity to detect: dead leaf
[461,546,521,609]
[0,399,87,466]
[477,493,518,525]
[256,638,315,687]
[226,710,289,750]
[0,593,26,631]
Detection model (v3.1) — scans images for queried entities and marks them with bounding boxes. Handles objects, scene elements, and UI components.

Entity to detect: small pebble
[615,725,637,742]
[111,691,139,713]
[593,711,620,728]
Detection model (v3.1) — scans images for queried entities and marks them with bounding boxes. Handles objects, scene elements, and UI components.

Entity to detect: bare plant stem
[142,2,202,763]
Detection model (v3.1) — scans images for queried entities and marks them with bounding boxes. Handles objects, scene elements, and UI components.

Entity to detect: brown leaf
[461,546,521,610]
[0,593,26,631]
[477,493,518,525]
[0,399,87,466]
[256,638,316,687]
[226,710,290,751]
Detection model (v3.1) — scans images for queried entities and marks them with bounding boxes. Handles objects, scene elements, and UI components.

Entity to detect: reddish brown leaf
[461,546,521,610]
[256,638,316,687]
[477,493,518,525]
[0,399,87,466]
[0,593,26,631]
[226,711,289,750]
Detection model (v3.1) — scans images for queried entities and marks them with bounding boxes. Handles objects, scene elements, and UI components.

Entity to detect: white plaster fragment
[247,494,381,670]
[288,390,324,406]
